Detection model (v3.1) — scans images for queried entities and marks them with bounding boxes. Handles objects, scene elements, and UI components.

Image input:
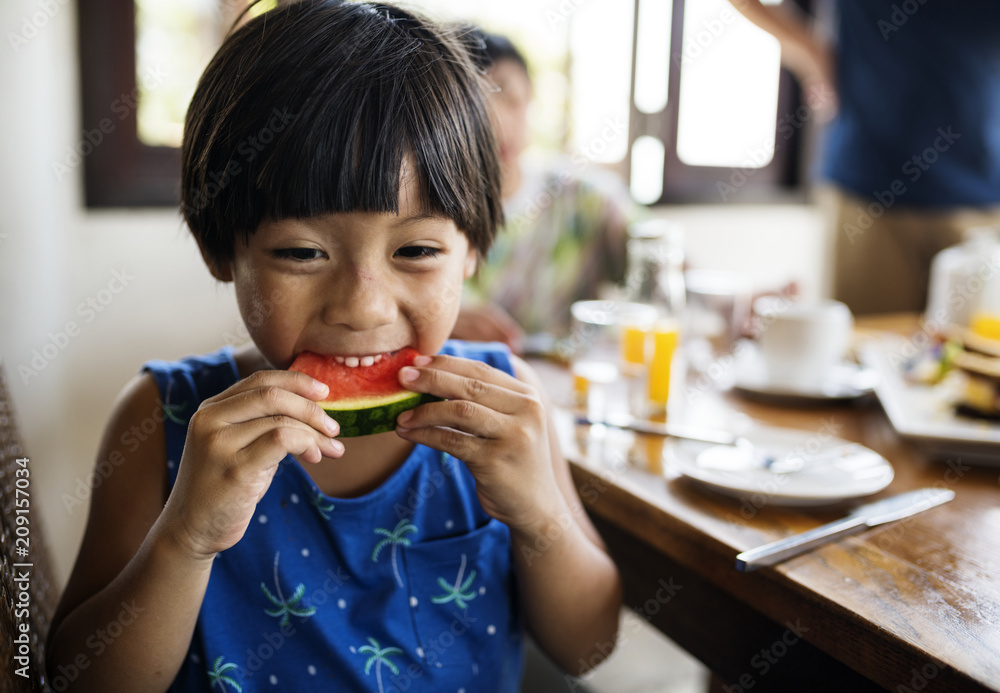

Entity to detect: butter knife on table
[735,488,955,572]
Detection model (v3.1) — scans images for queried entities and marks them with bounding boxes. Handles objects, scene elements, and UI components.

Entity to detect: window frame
[78,0,182,207]
[626,0,811,204]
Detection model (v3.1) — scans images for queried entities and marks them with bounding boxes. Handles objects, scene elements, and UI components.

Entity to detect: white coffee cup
[754,297,854,389]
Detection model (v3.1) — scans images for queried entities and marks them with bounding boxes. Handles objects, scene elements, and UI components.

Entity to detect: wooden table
[533,314,1000,692]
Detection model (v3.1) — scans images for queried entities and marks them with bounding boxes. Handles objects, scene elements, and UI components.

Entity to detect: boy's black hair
[465,28,528,75]
[181,0,503,267]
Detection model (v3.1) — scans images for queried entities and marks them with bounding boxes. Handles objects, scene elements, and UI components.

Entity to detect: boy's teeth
[373,354,383,363]
[334,356,345,364]
[360,355,374,367]
[345,356,360,368]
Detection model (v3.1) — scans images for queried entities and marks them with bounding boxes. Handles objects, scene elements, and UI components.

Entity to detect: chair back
[0,362,59,692]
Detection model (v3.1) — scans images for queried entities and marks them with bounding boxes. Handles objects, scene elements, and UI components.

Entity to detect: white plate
[733,347,879,403]
[667,425,894,506]
[858,336,1000,465]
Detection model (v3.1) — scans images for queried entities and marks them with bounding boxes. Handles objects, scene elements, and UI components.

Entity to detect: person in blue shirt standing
[733,0,1000,315]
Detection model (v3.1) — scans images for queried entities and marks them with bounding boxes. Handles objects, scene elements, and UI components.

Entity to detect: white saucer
[733,354,879,403]
[666,425,894,506]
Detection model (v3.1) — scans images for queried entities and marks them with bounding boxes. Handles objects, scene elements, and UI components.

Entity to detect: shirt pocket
[400,518,522,677]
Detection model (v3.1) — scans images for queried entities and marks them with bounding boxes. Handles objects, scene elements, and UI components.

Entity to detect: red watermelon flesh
[289,348,434,437]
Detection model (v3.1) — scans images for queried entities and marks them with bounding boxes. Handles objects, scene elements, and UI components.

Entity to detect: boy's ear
[463,247,478,280]
[196,239,234,282]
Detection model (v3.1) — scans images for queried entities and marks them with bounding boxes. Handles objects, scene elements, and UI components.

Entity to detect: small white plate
[667,425,894,506]
[733,347,879,403]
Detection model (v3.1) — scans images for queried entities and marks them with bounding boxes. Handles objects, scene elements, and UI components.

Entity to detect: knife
[573,410,741,446]
[735,487,955,572]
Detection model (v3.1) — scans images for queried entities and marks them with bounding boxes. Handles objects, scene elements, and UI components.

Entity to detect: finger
[398,360,538,415]
[396,398,507,439]
[233,415,345,460]
[395,422,493,464]
[205,370,330,407]
[237,422,343,467]
[403,354,533,395]
[202,381,341,438]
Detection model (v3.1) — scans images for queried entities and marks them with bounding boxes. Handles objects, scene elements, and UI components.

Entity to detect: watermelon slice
[289,348,436,437]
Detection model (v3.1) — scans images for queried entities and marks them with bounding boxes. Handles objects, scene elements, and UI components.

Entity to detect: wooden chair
[0,361,59,692]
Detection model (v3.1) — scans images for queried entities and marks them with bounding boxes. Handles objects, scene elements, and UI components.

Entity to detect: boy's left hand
[395,354,561,531]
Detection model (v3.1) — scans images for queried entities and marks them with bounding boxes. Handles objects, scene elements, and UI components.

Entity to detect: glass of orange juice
[646,319,681,414]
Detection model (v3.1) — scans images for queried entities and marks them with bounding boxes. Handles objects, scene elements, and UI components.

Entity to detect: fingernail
[412,355,432,366]
[399,367,419,382]
[324,416,339,435]
[314,380,329,396]
[397,410,413,425]
[331,439,345,454]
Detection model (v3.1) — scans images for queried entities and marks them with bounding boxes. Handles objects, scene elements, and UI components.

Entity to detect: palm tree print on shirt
[261,551,316,627]
[431,553,477,610]
[310,489,335,519]
[208,656,242,692]
[358,638,403,693]
[162,377,189,425]
[372,519,417,588]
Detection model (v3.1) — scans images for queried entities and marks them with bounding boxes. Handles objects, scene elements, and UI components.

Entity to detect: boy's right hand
[160,371,343,562]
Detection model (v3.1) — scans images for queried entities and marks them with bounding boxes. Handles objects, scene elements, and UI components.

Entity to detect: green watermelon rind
[318,391,440,437]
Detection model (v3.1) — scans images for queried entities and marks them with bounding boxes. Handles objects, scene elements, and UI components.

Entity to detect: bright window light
[675,0,781,168]
[630,135,665,204]
[634,0,672,114]
[570,0,635,163]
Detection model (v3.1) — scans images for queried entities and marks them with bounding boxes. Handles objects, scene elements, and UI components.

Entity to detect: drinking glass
[683,270,753,387]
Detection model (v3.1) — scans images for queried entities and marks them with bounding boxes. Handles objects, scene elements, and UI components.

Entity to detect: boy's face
[223,173,477,369]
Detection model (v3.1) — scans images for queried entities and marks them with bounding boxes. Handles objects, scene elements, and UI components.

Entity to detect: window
[77,0,236,207]
[78,0,809,207]
[623,0,812,204]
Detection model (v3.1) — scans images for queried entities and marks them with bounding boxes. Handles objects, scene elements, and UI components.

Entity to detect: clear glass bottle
[624,219,685,415]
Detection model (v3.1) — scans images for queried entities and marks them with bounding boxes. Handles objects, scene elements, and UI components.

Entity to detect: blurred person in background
[451,30,637,350]
[733,0,1000,315]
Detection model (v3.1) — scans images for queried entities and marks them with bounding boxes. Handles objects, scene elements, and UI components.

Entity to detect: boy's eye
[273,248,324,261]
[396,245,441,259]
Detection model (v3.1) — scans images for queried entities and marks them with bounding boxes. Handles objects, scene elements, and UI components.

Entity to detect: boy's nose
[321,267,397,330]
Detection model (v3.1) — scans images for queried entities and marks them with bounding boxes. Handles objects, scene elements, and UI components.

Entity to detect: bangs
[181,1,502,262]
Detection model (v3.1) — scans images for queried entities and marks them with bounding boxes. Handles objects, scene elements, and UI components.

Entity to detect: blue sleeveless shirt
[142,341,524,693]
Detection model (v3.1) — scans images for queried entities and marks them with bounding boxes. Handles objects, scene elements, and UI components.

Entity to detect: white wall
[0,1,827,589]
[1,0,243,586]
